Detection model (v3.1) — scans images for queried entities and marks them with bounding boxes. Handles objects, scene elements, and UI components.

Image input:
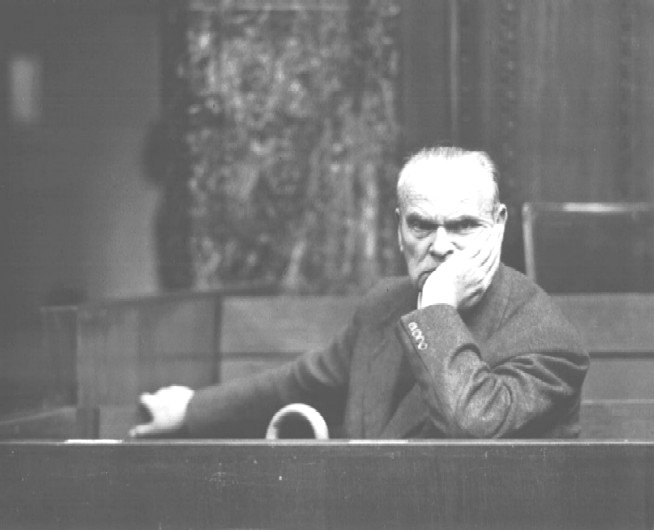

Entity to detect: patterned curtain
[157,0,403,293]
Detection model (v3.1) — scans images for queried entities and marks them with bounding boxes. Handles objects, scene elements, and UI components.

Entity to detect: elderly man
[131,147,588,439]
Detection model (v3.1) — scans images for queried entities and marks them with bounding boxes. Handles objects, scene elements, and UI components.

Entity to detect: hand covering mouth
[418,268,436,288]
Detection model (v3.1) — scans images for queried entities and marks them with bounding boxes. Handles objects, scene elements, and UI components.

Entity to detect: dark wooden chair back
[522,202,654,293]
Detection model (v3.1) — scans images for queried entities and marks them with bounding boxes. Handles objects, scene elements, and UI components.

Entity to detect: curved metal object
[265,403,329,440]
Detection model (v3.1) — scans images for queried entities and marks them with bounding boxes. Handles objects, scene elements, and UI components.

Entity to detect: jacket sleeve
[185,312,358,438]
[395,303,589,438]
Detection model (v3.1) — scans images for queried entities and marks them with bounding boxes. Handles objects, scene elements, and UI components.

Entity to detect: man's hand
[128,385,195,438]
[420,224,503,311]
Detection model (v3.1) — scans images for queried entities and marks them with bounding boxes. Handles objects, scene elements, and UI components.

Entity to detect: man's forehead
[399,158,495,212]
[402,156,492,187]
[401,194,490,221]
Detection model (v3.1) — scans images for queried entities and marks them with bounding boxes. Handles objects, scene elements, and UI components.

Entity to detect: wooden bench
[1,440,654,528]
[2,290,653,439]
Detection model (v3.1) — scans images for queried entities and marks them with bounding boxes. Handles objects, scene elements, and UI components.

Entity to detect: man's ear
[395,207,404,252]
[496,203,508,225]
[495,203,508,244]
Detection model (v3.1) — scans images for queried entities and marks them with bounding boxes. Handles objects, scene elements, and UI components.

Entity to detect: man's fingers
[461,229,488,260]
[139,392,155,414]
[461,224,496,261]
[479,229,502,287]
[479,224,503,265]
[128,422,158,438]
[481,229,501,268]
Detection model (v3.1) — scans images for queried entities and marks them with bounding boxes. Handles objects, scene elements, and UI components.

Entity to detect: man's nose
[429,225,454,257]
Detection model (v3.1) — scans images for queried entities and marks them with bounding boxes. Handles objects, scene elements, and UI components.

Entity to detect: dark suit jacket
[186,264,589,438]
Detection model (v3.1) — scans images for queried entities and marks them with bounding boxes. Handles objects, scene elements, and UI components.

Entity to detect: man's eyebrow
[405,213,482,222]
[404,213,486,227]
[444,215,483,224]
[405,212,438,224]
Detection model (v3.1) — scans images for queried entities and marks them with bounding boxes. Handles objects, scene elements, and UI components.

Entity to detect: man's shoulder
[499,265,584,344]
[500,264,541,300]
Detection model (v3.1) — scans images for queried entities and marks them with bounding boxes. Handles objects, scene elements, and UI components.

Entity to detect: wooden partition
[1,440,654,529]
[7,290,654,440]
[219,296,358,381]
[555,294,654,401]
[0,407,96,440]
[221,293,654,404]
[74,291,222,407]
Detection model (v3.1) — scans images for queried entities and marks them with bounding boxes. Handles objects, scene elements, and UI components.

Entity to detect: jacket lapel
[360,285,425,438]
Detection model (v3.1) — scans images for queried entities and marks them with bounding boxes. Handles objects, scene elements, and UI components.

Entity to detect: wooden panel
[553,294,654,353]
[40,306,78,407]
[135,297,219,390]
[554,294,654,400]
[582,357,654,400]
[76,295,220,406]
[1,441,654,528]
[0,407,96,440]
[582,400,654,440]
[77,304,140,406]
[139,297,217,356]
[98,405,143,440]
[220,296,358,354]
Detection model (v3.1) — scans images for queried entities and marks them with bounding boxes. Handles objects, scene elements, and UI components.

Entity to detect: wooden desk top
[1,440,653,529]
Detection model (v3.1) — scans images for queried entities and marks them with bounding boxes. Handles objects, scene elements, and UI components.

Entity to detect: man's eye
[448,219,479,235]
[407,219,433,235]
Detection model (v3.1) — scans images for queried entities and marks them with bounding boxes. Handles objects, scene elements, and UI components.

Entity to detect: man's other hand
[128,385,195,438]
[420,224,503,311]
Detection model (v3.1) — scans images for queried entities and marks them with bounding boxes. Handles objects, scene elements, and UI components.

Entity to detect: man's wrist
[420,290,457,309]
[180,389,195,435]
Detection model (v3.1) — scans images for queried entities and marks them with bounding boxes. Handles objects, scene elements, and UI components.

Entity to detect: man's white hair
[396,147,500,212]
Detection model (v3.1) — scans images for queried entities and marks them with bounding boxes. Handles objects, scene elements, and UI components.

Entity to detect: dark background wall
[0,3,161,318]
[0,2,160,412]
